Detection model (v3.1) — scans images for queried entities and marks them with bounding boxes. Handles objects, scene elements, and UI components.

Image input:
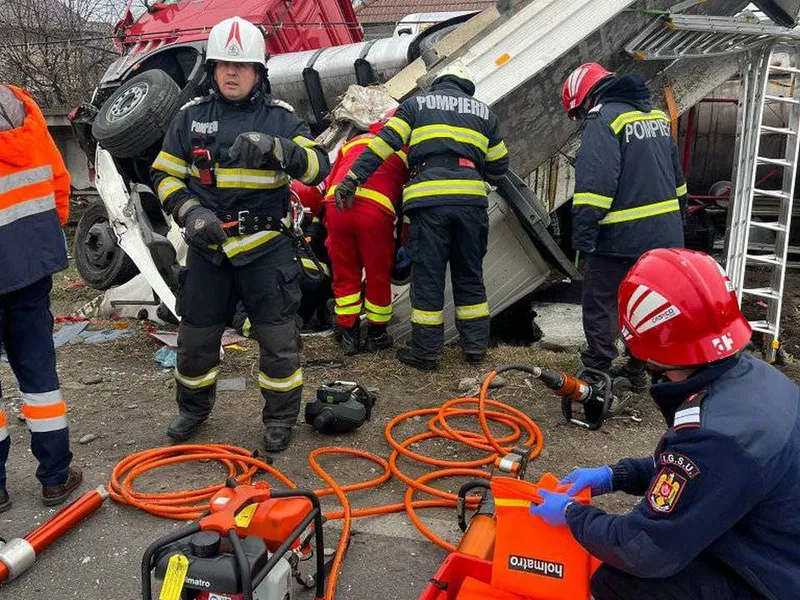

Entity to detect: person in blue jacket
[562,63,686,393]
[531,248,800,600]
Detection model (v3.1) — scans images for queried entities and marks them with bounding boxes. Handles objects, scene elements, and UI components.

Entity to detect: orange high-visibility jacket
[0,85,70,294]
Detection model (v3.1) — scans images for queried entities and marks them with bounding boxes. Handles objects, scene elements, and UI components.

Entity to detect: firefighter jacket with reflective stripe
[347,77,509,212]
[567,354,800,600]
[0,85,70,295]
[151,92,329,265]
[323,132,408,217]
[572,100,685,259]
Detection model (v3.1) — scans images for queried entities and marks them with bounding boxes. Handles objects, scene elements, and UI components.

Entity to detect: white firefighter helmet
[432,60,474,85]
[206,16,267,67]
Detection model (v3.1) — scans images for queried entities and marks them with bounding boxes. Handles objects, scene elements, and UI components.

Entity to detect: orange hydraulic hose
[111,369,544,599]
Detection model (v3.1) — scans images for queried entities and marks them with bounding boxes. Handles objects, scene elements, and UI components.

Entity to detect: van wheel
[74,200,138,290]
[92,69,181,158]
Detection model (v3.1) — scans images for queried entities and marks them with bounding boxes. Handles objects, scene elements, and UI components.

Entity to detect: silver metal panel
[388,190,552,344]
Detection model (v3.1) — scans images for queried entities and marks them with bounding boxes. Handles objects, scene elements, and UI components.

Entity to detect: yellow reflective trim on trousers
[242,317,252,338]
[153,151,190,178]
[403,179,487,202]
[259,368,303,392]
[599,199,680,225]
[157,176,186,202]
[336,292,361,306]
[327,184,396,214]
[292,136,317,149]
[676,183,687,196]
[609,110,669,135]
[410,125,489,153]
[397,150,409,167]
[366,311,392,323]
[573,192,613,210]
[335,303,363,315]
[365,299,392,315]
[368,136,395,160]
[386,116,411,143]
[455,302,490,320]
[175,367,220,390]
[411,309,444,326]
[486,141,508,162]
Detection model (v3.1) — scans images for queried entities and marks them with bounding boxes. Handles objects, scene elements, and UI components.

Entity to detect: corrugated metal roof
[354,0,494,24]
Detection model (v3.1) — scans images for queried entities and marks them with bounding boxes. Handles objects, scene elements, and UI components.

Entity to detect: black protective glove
[228,132,283,168]
[182,204,228,246]
[334,173,359,210]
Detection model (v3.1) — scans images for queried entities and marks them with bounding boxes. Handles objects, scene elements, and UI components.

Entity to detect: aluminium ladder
[725,44,800,361]
[626,9,800,361]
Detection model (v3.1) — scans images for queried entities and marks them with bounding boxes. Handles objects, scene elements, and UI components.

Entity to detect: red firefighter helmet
[618,248,752,368]
[561,63,613,119]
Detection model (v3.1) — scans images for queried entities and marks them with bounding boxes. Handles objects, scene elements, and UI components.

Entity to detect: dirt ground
[1,263,799,600]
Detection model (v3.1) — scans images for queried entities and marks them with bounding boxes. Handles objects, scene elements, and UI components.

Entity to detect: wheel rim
[84,220,118,270]
[107,82,149,123]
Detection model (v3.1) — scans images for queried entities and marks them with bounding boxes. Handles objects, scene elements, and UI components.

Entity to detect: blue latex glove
[560,466,613,497]
[395,246,410,269]
[529,490,574,527]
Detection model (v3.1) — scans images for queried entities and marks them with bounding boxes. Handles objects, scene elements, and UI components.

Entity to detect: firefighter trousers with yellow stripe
[175,239,303,427]
[0,275,72,489]
[406,205,490,361]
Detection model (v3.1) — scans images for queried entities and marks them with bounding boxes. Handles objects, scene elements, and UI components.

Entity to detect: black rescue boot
[396,347,437,371]
[465,352,485,365]
[609,365,650,394]
[339,324,362,356]
[167,413,207,442]
[364,324,393,352]
[264,425,293,453]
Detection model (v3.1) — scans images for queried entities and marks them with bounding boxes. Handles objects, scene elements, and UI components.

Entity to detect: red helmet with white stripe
[562,63,613,119]
[618,248,752,368]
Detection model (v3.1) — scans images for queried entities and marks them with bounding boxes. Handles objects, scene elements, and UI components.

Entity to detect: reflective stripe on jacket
[0,85,70,294]
[322,133,408,217]
[347,77,508,212]
[572,101,685,259]
[150,92,330,265]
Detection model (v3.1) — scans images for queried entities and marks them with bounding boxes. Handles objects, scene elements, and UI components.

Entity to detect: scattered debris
[154,346,178,369]
[457,377,478,393]
[125,404,138,410]
[79,434,97,444]
[147,330,179,348]
[66,281,88,290]
[80,328,135,345]
[488,375,506,389]
[80,375,103,385]
[221,329,248,347]
[54,321,92,349]
[537,340,572,353]
[218,377,247,392]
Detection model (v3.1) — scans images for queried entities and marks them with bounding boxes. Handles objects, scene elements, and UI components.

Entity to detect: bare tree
[0,0,131,108]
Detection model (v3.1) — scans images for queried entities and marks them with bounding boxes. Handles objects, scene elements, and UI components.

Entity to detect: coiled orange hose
[110,369,544,599]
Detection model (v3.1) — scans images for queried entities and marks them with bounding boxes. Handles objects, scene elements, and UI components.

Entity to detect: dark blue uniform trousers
[0,276,72,489]
[591,555,762,599]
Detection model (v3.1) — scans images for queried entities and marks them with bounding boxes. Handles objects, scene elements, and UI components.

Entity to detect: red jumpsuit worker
[312,116,408,354]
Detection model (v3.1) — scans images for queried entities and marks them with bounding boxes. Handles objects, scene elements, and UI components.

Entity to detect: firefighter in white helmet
[151,16,330,452]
